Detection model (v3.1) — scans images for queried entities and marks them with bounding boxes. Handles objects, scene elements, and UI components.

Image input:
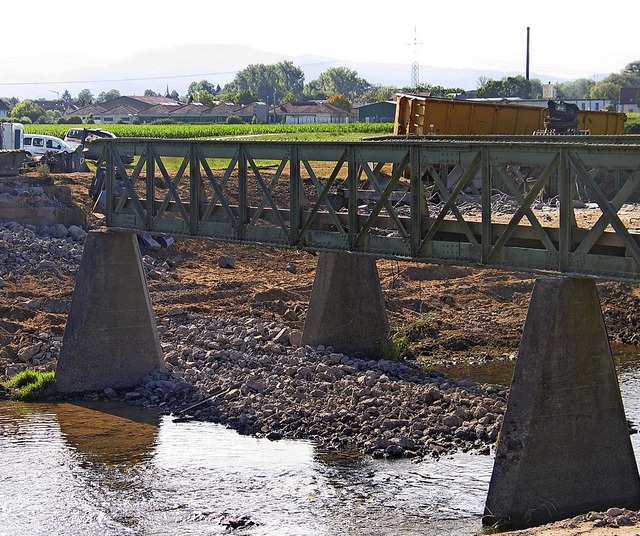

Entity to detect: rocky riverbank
[0,220,508,459]
[3,218,640,534]
[128,313,506,459]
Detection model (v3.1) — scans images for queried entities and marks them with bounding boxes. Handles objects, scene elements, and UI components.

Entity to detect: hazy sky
[1,0,637,97]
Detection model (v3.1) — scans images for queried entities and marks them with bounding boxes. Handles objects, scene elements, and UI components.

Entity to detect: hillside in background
[2,43,583,101]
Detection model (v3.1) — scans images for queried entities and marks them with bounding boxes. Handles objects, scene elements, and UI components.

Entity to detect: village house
[354,101,396,123]
[67,95,269,124]
[620,87,640,113]
[67,95,181,123]
[269,102,349,124]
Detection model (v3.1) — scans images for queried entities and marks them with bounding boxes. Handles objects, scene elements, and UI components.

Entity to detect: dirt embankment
[1,171,639,373]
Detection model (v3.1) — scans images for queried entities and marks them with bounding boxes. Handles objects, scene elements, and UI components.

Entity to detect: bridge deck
[91,136,640,282]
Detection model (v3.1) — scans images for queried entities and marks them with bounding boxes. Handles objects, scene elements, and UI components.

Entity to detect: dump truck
[393,94,627,136]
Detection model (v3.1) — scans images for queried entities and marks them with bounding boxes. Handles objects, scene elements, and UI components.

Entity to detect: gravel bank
[0,221,507,460]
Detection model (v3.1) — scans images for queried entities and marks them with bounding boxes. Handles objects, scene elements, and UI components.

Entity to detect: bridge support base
[56,230,165,394]
[483,276,640,530]
[302,252,391,359]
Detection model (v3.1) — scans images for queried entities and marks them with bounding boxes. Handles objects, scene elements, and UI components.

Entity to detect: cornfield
[25,122,394,140]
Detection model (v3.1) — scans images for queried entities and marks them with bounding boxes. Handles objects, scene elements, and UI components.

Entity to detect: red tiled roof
[274,102,348,115]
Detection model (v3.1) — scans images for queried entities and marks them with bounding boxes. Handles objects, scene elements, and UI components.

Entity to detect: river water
[2,345,640,536]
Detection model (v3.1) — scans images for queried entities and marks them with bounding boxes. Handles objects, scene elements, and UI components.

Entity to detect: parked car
[23,134,75,157]
[64,128,133,164]
[63,127,115,148]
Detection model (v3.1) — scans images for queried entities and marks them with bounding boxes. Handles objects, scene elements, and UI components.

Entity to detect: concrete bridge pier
[483,276,640,530]
[302,252,392,360]
[56,230,165,394]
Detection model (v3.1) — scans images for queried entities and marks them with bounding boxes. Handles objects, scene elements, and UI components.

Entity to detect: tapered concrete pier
[302,252,392,359]
[484,276,640,530]
[56,231,165,394]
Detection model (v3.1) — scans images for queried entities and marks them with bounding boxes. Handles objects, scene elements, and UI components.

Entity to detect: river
[1,345,639,536]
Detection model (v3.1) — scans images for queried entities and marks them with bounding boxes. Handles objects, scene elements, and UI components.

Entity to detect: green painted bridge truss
[92,136,640,282]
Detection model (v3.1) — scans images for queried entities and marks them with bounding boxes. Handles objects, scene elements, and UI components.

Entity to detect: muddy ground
[1,171,639,372]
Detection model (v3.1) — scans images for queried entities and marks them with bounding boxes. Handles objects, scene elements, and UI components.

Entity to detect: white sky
[1,0,637,97]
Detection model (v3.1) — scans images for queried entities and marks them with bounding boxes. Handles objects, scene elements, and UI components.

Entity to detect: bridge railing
[91,137,640,282]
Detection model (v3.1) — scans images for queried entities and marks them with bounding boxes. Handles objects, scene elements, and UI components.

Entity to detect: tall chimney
[526,27,530,80]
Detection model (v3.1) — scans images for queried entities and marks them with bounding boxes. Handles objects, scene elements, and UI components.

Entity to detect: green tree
[308,67,370,100]
[623,61,640,76]
[76,89,93,106]
[144,89,159,96]
[235,89,256,105]
[187,80,218,101]
[43,109,62,124]
[327,93,351,112]
[11,100,45,123]
[96,89,121,103]
[281,91,298,104]
[589,62,640,105]
[590,80,622,103]
[556,78,595,99]
[361,85,396,102]
[273,60,305,100]
[224,61,305,104]
[476,75,542,99]
[192,90,219,106]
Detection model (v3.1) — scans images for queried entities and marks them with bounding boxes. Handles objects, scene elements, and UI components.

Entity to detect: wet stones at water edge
[58,313,506,461]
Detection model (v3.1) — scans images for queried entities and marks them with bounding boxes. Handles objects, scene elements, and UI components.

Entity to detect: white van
[23,134,75,157]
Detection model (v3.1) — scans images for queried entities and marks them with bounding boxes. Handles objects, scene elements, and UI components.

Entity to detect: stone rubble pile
[139,314,507,459]
[0,222,507,460]
[0,221,87,280]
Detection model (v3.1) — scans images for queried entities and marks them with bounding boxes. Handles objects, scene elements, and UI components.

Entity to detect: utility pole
[526,27,530,81]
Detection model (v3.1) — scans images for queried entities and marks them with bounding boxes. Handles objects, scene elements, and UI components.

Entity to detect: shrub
[390,313,435,359]
[226,115,245,124]
[625,123,640,134]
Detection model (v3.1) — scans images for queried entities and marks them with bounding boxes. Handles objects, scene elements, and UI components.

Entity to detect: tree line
[4,59,640,124]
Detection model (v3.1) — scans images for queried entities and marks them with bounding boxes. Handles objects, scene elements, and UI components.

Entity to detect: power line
[0,60,339,88]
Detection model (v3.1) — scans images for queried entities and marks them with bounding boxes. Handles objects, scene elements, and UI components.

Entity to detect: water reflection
[2,345,639,535]
[0,401,491,535]
[442,343,640,387]
[58,401,160,466]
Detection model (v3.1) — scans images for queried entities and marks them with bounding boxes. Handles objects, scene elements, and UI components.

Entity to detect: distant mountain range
[5,44,589,101]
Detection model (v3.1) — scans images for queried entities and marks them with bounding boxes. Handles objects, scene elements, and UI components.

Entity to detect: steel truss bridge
[92,135,640,282]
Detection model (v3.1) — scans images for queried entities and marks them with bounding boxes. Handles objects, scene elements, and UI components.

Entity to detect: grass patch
[390,312,436,359]
[3,370,56,401]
